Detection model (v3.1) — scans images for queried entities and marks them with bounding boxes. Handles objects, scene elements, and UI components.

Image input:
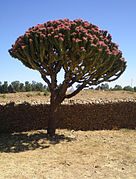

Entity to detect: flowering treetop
[9,19,126,99]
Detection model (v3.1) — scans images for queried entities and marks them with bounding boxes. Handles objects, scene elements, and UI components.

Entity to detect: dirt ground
[0,129,136,179]
[0,90,136,105]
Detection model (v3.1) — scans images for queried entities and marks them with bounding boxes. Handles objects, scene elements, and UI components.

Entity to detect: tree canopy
[9,19,126,96]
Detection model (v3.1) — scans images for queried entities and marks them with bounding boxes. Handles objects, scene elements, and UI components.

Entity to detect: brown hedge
[0,102,136,133]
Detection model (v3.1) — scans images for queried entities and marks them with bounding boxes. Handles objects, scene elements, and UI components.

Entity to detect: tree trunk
[47,74,67,136]
[47,102,59,136]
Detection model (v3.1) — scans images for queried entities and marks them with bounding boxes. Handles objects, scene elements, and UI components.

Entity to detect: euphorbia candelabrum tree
[9,19,127,136]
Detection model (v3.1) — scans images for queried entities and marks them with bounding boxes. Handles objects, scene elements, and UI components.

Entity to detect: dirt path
[0,129,136,179]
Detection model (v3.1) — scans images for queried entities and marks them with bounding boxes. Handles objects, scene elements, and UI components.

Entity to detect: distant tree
[31,81,37,91]
[25,81,32,91]
[2,81,8,93]
[8,84,14,93]
[19,83,26,92]
[113,84,122,90]
[95,83,109,90]
[123,86,134,91]
[36,82,44,91]
[44,85,48,91]
[11,81,20,92]
[9,19,127,136]
[134,86,136,92]
[101,83,109,90]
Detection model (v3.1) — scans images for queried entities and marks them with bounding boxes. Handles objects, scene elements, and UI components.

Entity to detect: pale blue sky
[0,0,136,87]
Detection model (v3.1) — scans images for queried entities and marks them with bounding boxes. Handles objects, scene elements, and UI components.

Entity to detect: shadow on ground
[0,130,73,153]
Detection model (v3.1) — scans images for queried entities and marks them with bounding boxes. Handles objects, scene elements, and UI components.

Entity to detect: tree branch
[41,74,51,90]
[64,82,87,99]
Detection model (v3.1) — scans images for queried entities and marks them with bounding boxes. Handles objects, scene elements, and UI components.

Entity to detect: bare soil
[0,90,136,178]
[0,129,136,179]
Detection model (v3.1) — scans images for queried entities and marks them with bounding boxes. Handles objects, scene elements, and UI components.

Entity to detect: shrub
[44,90,49,96]
[37,92,41,96]
[26,93,33,97]
[0,95,6,99]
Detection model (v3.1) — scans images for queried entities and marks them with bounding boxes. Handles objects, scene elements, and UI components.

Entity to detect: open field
[0,90,136,178]
[0,90,136,105]
[0,129,136,179]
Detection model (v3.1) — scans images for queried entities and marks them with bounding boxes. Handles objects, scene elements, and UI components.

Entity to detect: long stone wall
[0,101,136,133]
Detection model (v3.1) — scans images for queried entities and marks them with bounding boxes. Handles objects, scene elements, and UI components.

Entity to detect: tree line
[93,83,136,92]
[76,83,136,92]
[0,81,48,94]
[1,81,136,94]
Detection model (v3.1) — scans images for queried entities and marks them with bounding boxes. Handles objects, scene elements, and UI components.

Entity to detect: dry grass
[0,90,136,105]
[0,129,136,179]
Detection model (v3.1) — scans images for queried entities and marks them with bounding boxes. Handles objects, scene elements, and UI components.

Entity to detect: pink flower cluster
[9,18,126,64]
[59,37,64,41]
[81,47,86,52]
[72,38,81,43]
[121,57,127,62]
